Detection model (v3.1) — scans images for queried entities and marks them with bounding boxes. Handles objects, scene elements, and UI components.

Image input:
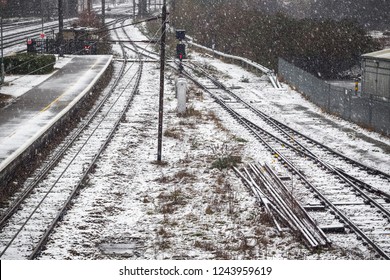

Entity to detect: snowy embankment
[38,45,389,259]
[20,20,386,259]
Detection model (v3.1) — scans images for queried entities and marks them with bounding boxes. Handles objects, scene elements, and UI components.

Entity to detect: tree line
[171,0,381,79]
[0,0,78,18]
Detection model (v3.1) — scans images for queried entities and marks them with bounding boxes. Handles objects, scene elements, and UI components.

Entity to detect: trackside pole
[58,0,64,57]
[133,0,136,18]
[1,10,4,85]
[102,0,105,25]
[157,0,167,162]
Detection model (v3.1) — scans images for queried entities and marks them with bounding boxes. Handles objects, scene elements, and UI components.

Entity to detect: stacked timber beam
[234,163,331,249]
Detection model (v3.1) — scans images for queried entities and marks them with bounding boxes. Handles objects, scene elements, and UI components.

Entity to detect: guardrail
[185,36,282,89]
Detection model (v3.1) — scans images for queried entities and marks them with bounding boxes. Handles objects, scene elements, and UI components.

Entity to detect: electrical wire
[3,11,159,74]
[5,12,165,83]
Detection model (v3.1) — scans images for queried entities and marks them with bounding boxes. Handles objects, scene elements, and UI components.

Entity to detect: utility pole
[0,5,4,85]
[41,0,44,35]
[0,0,7,84]
[157,0,167,161]
[139,0,147,16]
[58,0,64,56]
[102,0,105,25]
[87,0,92,14]
[133,0,135,18]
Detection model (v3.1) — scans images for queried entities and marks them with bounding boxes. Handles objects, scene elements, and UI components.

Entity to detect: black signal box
[176,30,186,40]
[176,43,186,60]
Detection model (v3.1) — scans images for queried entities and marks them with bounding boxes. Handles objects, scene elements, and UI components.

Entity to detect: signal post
[175,29,187,114]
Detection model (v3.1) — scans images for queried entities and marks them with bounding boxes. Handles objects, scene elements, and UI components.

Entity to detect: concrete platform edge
[0,55,113,187]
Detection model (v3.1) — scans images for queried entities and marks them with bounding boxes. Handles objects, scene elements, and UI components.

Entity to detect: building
[361,49,390,100]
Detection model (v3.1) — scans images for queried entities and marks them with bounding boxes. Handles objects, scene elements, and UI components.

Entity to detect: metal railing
[186,36,282,89]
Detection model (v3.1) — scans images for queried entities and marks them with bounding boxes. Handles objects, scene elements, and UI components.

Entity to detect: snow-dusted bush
[4,53,56,75]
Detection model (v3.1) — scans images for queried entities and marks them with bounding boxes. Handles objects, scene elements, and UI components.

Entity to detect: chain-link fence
[278,58,390,136]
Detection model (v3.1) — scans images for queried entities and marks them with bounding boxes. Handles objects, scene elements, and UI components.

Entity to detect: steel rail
[334,168,390,202]
[28,23,144,260]
[191,66,390,221]
[0,22,142,259]
[29,62,143,260]
[240,117,390,221]
[180,64,390,259]
[185,61,390,181]
[262,163,331,245]
[28,20,144,260]
[0,53,126,230]
[249,164,325,248]
[0,18,131,228]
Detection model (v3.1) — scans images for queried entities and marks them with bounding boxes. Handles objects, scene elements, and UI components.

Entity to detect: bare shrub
[178,106,202,118]
[210,143,242,170]
[164,128,182,139]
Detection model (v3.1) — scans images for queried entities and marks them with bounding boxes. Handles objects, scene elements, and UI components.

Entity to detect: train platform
[0,55,112,176]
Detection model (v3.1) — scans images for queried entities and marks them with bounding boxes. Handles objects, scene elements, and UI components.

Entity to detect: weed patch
[212,155,242,170]
[178,106,202,118]
[164,128,182,139]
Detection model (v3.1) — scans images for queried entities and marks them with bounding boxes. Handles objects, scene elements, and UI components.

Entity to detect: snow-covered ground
[1,18,387,260]
[30,25,390,260]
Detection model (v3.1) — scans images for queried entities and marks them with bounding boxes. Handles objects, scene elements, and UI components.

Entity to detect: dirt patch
[0,93,13,109]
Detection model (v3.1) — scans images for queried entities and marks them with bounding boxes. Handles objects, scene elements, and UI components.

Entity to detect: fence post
[347,90,352,120]
[327,84,331,112]
[369,94,373,128]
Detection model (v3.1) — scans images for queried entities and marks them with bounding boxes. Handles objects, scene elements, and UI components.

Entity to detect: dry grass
[205,111,227,131]
[178,120,196,128]
[178,106,203,118]
[211,155,242,170]
[156,170,195,184]
[0,93,12,109]
[174,170,195,181]
[164,127,183,139]
[151,160,169,167]
[187,85,204,101]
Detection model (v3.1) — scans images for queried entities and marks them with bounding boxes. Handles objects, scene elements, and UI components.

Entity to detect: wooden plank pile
[234,163,331,249]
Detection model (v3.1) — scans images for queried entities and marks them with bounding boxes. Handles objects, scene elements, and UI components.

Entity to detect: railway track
[104,36,390,258]
[1,20,74,53]
[0,21,143,260]
[1,16,127,54]
[1,19,42,32]
[2,14,389,259]
[181,60,390,259]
